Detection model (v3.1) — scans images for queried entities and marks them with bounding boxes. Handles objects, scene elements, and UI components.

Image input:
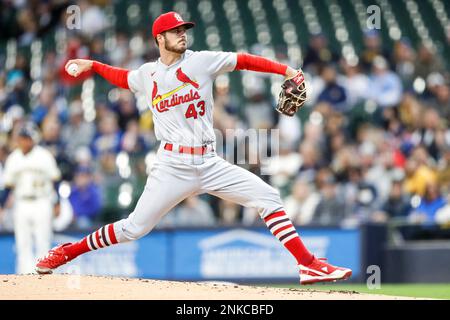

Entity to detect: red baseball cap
[152,12,195,38]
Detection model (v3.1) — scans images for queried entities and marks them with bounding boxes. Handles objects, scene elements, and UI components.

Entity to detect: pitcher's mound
[0,274,417,300]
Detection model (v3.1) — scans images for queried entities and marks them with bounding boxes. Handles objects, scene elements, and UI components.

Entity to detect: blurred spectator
[69,166,102,229]
[110,32,131,66]
[1,105,25,135]
[317,64,348,112]
[298,140,322,180]
[343,165,379,223]
[392,38,416,88]
[91,111,122,157]
[32,85,57,125]
[411,108,445,161]
[380,178,412,220]
[175,196,216,227]
[435,195,450,226]
[96,152,124,222]
[404,146,438,196]
[74,146,94,168]
[437,146,450,189]
[213,75,242,140]
[368,56,403,109]
[277,114,302,151]
[4,56,29,112]
[311,169,347,225]
[79,0,108,38]
[35,1,68,38]
[360,140,400,206]
[111,90,140,131]
[16,7,38,46]
[409,182,446,224]
[214,75,240,117]
[243,75,275,129]
[40,114,62,154]
[339,59,370,108]
[0,74,7,110]
[89,36,110,64]
[425,73,450,119]
[284,177,320,225]
[331,145,360,181]
[303,32,339,74]
[61,100,96,159]
[398,93,423,132]
[266,141,302,192]
[323,111,347,164]
[303,120,325,148]
[40,114,75,181]
[360,30,391,72]
[159,196,216,228]
[40,52,60,87]
[0,1,21,40]
[0,1,68,43]
[120,120,148,156]
[413,43,446,80]
[219,200,241,226]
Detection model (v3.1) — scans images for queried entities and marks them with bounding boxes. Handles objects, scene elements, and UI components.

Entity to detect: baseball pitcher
[1,123,61,274]
[36,12,351,284]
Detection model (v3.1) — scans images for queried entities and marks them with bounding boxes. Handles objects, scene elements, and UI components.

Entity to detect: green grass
[270,283,450,299]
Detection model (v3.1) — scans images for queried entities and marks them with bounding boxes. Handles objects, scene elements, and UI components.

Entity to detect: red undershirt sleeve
[92,61,130,89]
[234,52,288,75]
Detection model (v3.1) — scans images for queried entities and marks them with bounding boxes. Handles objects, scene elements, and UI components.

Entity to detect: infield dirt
[0,274,428,300]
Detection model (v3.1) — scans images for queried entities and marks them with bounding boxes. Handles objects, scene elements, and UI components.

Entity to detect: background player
[0,123,61,274]
[36,11,352,284]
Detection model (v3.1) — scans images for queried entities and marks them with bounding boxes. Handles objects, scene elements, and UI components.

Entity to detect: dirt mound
[0,274,418,300]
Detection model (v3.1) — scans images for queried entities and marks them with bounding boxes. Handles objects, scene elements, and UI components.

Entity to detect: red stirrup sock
[63,223,119,260]
[263,210,314,266]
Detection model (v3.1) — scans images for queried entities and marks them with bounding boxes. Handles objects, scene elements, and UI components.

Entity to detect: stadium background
[0,0,450,290]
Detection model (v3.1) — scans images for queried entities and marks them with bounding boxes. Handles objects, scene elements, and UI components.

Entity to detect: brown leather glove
[276,69,307,117]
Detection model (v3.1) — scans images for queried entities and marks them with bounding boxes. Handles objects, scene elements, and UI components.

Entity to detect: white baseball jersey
[3,145,61,199]
[110,50,284,245]
[4,145,60,274]
[127,50,237,146]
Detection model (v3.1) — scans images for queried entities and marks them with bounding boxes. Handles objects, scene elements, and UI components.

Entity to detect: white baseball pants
[14,198,53,274]
[114,143,283,242]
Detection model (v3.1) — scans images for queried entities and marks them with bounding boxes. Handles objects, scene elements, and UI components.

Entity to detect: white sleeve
[197,51,238,78]
[127,69,144,94]
[3,155,17,187]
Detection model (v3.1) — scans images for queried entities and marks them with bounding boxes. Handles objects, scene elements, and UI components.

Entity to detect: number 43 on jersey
[185,100,205,119]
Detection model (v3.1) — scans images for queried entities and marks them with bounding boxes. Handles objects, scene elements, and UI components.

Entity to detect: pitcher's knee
[125,223,151,241]
[114,218,152,242]
[258,186,284,219]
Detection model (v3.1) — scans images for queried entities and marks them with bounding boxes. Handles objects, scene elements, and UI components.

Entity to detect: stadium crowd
[1,0,450,231]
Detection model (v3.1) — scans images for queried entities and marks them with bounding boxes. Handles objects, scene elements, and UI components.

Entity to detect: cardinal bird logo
[176,68,199,89]
[152,81,158,101]
[151,69,201,112]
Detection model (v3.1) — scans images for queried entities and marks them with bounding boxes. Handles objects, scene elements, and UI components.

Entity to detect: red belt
[164,143,209,155]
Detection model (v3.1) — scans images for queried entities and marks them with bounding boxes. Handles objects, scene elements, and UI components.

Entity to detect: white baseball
[67,63,79,76]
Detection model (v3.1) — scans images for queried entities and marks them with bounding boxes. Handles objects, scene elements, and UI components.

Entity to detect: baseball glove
[276,70,307,117]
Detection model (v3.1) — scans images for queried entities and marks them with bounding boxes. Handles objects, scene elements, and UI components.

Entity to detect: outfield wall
[0,226,362,282]
[2,225,448,283]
